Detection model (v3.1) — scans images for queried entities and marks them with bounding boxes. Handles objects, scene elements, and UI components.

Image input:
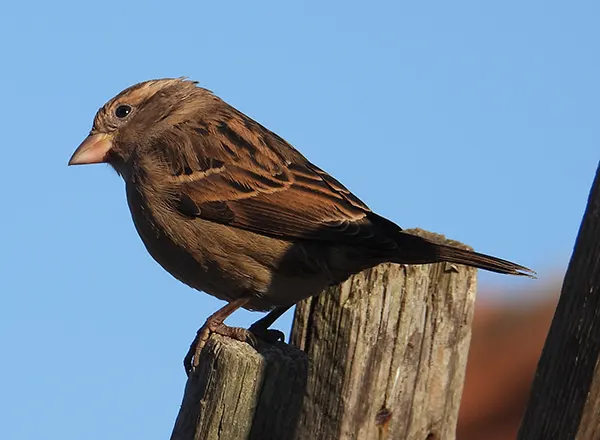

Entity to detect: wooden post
[518,163,600,440]
[170,230,478,440]
[290,230,477,440]
[170,335,308,440]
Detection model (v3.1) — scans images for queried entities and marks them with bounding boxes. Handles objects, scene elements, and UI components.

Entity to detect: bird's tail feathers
[435,244,535,277]
[391,231,535,278]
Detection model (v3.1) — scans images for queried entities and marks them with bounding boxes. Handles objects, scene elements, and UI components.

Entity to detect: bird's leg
[184,297,252,376]
[248,305,293,344]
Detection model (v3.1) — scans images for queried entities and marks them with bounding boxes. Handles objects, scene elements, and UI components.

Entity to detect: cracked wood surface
[170,335,308,440]
[291,229,477,440]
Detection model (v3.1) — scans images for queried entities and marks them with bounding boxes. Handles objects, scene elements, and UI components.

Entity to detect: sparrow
[69,78,535,375]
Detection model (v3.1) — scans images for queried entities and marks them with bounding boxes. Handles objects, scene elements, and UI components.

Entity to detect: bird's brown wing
[157,107,398,249]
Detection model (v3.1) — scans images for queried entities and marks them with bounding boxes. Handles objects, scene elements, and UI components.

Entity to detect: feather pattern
[71,78,535,316]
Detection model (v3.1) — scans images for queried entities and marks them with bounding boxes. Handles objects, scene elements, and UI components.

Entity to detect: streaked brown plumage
[69,78,535,374]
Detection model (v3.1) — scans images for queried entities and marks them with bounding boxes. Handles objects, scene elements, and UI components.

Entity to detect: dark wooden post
[518,162,600,440]
[290,230,478,440]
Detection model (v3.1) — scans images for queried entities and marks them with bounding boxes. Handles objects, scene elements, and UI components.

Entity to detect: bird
[68,78,535,375]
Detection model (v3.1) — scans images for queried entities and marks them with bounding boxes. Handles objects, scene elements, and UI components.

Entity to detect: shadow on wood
[170,230,479,440]
[170,335,308,440]
[291,229,478,440]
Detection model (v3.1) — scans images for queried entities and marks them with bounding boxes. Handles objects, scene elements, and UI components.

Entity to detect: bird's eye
[115,104,132,119]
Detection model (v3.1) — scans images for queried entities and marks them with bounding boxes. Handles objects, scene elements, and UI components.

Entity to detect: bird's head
[68,78,214,174]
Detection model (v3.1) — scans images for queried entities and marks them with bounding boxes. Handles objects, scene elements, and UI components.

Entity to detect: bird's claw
[184,323,259,376]
[248,325,285,344]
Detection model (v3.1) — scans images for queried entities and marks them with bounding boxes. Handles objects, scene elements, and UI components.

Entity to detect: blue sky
[1,1,598,439]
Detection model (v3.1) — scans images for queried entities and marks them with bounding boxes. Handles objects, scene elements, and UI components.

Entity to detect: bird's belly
[125,184,336,311]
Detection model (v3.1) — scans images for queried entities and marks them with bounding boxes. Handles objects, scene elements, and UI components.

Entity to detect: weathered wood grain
[291,229,478,440]
[170,335,308,440]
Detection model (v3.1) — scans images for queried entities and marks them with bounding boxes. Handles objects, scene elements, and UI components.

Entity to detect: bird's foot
[246,305,291,344]
[184,297,253,376]
[248,322,285,344]
[184,320,256,376]
[183,302,291,376]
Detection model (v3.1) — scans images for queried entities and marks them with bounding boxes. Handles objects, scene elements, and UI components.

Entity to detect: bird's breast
[124,181,236,301]
[123,180,356,311]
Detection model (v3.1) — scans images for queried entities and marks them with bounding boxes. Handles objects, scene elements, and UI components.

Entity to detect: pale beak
[68,133,113,165]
